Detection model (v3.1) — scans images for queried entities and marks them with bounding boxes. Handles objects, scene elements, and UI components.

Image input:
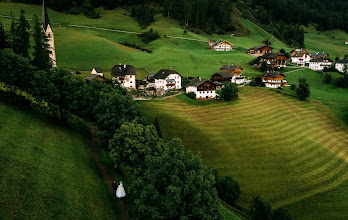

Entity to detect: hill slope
[139,88,348,219]
[0,102,120,219]
[1,2,347,78]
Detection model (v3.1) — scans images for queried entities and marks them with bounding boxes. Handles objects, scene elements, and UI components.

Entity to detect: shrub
[250,76,264,87]
[140,28,160,44]
[217,176,240,205]
[290,83,297,90]
[186,92,196,99]
[336,73,348,88]
[296,77,310,100]
[324,73,332,84]
[272,208,292,220]
[220,83,238,101]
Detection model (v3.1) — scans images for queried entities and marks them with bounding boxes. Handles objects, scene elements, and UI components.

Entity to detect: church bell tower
[42,0,56,67]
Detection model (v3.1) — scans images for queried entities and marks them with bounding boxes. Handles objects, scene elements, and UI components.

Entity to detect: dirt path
[133,91,184,101]
[86,122,129,220]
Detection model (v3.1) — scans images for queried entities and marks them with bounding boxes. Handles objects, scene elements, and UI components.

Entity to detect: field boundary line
[0,14,208,43]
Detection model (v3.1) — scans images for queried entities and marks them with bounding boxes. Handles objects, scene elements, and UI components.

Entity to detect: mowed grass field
[139,88,348,219]
[0,102,120,219]
[283,69,348,123]
[1,2,347,79]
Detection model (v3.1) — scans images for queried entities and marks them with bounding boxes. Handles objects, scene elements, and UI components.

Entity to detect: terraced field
[139,88,348,219]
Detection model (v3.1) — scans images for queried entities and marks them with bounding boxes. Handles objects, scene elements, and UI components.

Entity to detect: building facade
[290,48,310,66]
[309,58,333,71]
[111,64,136,89]
[186,78,217,100]
[259,53,287,68]
[262,71,288,88]
[152,69,182,91]
[248,45,273,57]
[210,40,233,51]
[335,59,348,73]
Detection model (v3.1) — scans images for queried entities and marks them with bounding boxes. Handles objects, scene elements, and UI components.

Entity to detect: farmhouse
[111,64,136,89]
[42,0,56,67]
[91,67,103,76]
[152,69,182,91]
[220,65,243,75]
[309,58,333,71]
[210,40,233,51]
[259,53,287,68]
[248,45,273,56]
[85,74,106,83]
[186,78,217,100]
[262,70,288,88]
[290,48,310,66]
[335,59,348,73]
[309,52,329,60]
[345,41,348,45]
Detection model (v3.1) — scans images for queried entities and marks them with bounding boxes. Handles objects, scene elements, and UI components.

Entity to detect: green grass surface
[139,88,348,219]
[1,3,347,78]
[0,102,120,219]
[283,69,348,123]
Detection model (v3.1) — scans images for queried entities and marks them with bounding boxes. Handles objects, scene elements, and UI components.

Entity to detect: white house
[42,0,56,67]
[210,40,233,51]
[309,58,333,71]
[186,78,217,100]
[335,59,348,73]
[290,48,310,66]
[111,64,136,89]
[152,69,182,91]
[262,71,288,88]
[91,67,103,76]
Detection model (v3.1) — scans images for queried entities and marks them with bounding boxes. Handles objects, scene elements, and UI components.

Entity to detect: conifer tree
[11,9,30,57]
[32,14,52,71]
[0,22,8,50]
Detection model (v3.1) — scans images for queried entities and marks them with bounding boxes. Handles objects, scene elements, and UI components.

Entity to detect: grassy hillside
[0,102,120,219]
[138,88,348,219]
[0,2,344,79]
[282,69,348,123]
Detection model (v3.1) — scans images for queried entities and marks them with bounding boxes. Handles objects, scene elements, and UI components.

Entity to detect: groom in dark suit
[112,180,117,196]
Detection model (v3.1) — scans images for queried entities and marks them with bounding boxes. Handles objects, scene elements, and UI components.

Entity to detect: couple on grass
[112,180,126,198]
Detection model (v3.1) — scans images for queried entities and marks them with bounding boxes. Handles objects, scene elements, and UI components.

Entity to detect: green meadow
[283,69,348,123]
[139,88,348,219]
[1,2,347,78]
[0,102,120,219]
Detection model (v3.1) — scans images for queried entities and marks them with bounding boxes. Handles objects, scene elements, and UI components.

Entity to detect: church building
[42,0,56,67]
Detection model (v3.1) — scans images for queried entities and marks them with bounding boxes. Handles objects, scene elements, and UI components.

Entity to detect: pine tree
[0,22,8,50]
[153,117,162,138]
[32,14,52,71]
[12,9,30,57]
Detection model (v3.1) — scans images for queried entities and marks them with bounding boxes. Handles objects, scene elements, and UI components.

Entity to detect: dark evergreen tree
[10,9,30,57]
[250,196,273,220]
[32,15,52,71]
[0,23,8,50]
[153,117,162,138]
[296,77,310,100]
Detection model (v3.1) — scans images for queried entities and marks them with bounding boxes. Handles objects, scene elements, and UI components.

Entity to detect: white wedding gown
[116,181,126,198]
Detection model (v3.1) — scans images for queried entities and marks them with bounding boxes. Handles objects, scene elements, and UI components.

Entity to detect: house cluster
[186,65,249,100]
[209,40,233,51]
[248,45,287,68]
[85,64,249,100]
[290,48,348,72]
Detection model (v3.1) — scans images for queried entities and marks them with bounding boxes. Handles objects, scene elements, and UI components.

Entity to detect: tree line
[251,0,348,32]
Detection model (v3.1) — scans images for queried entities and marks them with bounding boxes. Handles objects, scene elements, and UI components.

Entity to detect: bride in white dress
[116,181,126,198]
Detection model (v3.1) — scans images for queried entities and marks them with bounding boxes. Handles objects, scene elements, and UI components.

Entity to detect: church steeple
[42,0,51,32]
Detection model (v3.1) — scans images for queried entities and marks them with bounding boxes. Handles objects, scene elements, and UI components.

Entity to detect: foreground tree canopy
[129,139,220,220]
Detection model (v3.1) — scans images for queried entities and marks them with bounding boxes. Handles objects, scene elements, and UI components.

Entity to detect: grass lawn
[282,69,348,123]
[138,88,348,219]
[0,102,120,219]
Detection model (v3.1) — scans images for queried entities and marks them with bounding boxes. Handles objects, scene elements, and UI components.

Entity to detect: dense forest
[251,0,348,32]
